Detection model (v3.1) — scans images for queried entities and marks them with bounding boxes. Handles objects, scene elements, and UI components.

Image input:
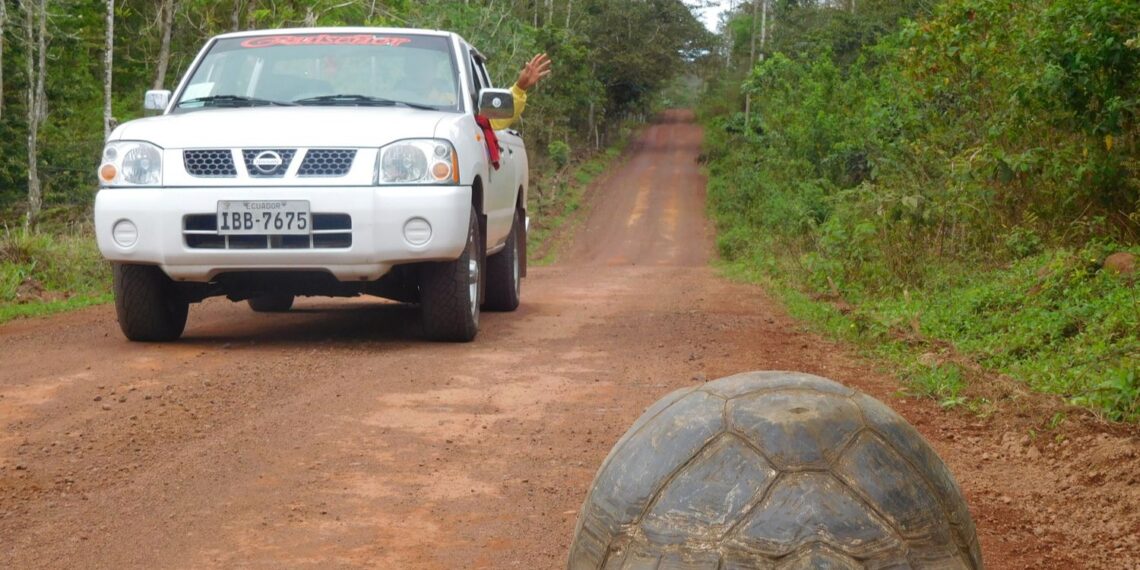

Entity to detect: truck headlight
[98,141,163,186]
[377,139,459,185]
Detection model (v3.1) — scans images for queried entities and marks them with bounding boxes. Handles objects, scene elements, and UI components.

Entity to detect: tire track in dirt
[1,109,1137,569]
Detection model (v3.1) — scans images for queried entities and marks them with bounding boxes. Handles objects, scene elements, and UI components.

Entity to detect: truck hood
[112,106,454,148]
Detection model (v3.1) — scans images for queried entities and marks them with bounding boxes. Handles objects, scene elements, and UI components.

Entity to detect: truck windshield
[174,33,460,112]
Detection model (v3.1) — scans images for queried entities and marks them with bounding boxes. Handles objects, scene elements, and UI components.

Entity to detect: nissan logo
[252,150,283,173]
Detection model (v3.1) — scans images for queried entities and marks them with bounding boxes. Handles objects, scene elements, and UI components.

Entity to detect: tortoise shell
[568,371,983,569]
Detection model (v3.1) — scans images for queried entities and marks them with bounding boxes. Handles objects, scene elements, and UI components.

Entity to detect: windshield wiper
[293,94,436,110]
[178,95,297,108]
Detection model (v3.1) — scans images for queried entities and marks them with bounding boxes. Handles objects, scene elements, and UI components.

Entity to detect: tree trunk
[231,0,242,32]
[588,100,596,150]
[762,0,772,53]
[565,0,572,29]
[22,0,47,229]
[760,0,768,52]
[0,1,7,123]
[745,0,760,131]
[588,61,598,150]
[153,0,175,90]
[104,0,114,140]
[726,0,735,68]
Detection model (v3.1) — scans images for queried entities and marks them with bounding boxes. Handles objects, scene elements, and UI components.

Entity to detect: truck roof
[212,27,459,41]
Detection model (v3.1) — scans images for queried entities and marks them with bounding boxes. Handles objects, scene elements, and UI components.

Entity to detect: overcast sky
[698,0,730,32]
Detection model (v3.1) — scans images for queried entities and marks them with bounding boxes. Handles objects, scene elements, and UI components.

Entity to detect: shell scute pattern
[641,434,778,545]
[853,393,980,558]
[729,472,901,559]
[580,390,726,553]
[568,372,982,570]
[834,432,949,538]
[727,390,864,471]
[773,544,868,570]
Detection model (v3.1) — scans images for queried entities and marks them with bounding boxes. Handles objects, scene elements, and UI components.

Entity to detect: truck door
[470,53,517,248]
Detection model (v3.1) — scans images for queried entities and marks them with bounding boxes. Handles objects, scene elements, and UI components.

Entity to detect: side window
[476,60,493,90]
[466,48,496,110]
[469,57,487,99]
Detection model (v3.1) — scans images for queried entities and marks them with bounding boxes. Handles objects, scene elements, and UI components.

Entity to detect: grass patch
[715,239,1140,422]
[0,293,113,323]
[870,246,1139,420]
[0,225,110,325]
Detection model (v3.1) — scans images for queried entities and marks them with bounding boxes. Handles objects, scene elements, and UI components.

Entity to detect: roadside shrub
[548,141,571,169]
[1003,226,1044,260]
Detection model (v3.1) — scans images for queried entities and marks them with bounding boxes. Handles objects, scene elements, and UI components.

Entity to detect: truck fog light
[112,219,139,247]
[403,217,432,246]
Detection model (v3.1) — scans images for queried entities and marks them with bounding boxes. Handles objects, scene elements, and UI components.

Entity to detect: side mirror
[477,88,514,120]
[144,90,171,112]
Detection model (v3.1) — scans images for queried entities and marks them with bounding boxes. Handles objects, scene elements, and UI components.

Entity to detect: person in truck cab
[399,51,551,126]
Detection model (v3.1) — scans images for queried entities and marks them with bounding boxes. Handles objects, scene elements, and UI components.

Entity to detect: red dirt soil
[1,109,1137,569]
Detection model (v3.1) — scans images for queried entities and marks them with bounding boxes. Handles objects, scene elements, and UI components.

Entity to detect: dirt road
[2,110,1138,569]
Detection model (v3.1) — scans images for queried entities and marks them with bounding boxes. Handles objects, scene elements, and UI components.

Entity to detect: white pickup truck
[95,28,528,342]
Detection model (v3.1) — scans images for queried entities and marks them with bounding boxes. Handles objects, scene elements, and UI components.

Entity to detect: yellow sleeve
[490,83,528,131]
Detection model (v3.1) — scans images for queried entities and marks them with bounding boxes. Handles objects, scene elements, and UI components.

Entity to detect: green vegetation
[0,224,110,324]
[704,0,1139,421]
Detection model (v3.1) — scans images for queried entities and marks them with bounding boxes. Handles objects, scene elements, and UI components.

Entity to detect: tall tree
[21,0,48,228]
[744,0,767,131]
[231,0,243,32]
[104,0,114,139]
[153,0,175,89]
[0,0,6,122]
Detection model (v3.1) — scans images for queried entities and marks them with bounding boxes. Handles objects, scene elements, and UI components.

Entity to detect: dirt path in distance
[1,109,1137,569]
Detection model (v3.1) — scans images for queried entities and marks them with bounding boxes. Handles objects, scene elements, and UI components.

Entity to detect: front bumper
[94,185,472,282]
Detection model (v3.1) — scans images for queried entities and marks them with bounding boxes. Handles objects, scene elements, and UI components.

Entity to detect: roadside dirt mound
[13,277,69,304]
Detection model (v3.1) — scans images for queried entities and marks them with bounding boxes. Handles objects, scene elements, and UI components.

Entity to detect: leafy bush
[548,141,571,169]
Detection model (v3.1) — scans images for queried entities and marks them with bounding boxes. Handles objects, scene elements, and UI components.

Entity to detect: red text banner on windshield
[240,35,413,48]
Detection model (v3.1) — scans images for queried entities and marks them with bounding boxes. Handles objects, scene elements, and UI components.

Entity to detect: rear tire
[484,208,522,312]
[248,294,294,312]
[420,206,482,342]
[112,263,188,342]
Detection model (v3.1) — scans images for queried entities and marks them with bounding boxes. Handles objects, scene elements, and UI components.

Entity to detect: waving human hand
[516,53,552,92]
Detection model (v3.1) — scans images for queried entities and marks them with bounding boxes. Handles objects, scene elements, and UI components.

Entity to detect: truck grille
[298,149,357,177]
[184,150,237,177]
[183,148,358,178]
[183,213,352,250]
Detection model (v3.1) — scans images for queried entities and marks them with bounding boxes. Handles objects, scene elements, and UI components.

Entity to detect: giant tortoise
[568,371,983,569]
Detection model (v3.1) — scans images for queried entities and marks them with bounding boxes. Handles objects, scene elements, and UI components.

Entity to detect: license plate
[217,200,311,235]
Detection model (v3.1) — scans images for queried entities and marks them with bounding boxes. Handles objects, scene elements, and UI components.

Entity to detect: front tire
[248,294,294,312]
[484,208,523,312]
[112,263,188,342]
[420,206,482,342]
